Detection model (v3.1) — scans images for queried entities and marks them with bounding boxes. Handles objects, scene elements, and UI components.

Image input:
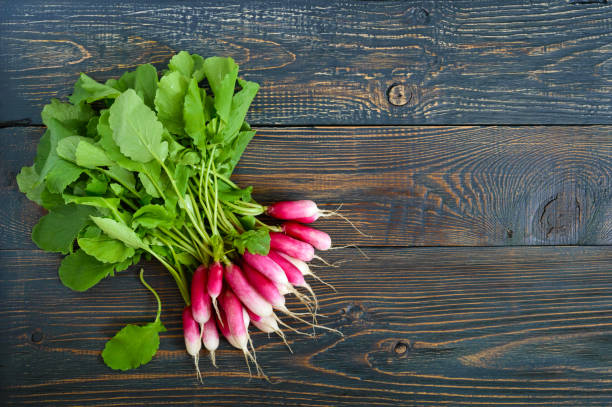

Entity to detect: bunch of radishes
[182,200,338,379]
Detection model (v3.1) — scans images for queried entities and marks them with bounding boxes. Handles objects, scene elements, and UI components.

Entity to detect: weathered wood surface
[1,247,611,406]
[1,0,611,126]
[2,125,611,249]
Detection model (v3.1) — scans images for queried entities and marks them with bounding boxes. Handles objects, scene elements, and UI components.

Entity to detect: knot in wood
[406,7,430,25]
[31,330,43,343]
[387,84,410,106]
[537,192,582,240]
[394,342,408,355]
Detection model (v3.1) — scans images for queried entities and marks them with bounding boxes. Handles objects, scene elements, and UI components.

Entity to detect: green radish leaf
[78,227,135,263]
[102,320,165,371]
[41,99,93,132]
[16,165,45,206]
[56,136,88,163]
[133,63,158,108]
[91,216,148,249]
[154,71,189,136]
[75,141,114,168]
[233,228,270,255]
[203,56,238,123]
[70,73,121,104]
[216,130,256,177]
[63,195,120,211]
[59,249,115,291]
[45,159,84,193]
[240,215,256,231]
[175,252,197,266]
[174,164,192,197]
[32,204,97,254]
[132,204,175,229]
[214,79,259,143]
[168,51,194,78]
[183,77,206,147]
[106,165,136,192]
[40,188,65,209]
[109,89,167,163]
[85,175,108,195]
[217,181,252,202]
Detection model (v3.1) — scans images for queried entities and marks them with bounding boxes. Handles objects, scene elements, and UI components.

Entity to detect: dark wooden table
[1,1,611,405]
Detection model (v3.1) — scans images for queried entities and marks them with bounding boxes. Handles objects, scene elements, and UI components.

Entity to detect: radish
[207,261,223,320]
[216,305,239,349]
[201,318,219,367]
[294,214,320,223]
[183,305,202,382]
[269,232,315,262]
[246,307,263,323]
[282,222,331,251]
[190,265,212,327]
[268,250,306,287]
[242,262,286,309]
[243,251,289,286]
[266,200,319,220]
[224,263,273,317]
[277,251,336,292]
[219,289,264,377]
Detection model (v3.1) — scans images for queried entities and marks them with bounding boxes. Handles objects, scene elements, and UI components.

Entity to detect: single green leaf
[174,164,192,198]
[41,99,93,132]
[75,140,114,168]
[132,204,175,229]
[59,249,115,291]
[168,51,194,78]
[45,159,84,193]
[78,228,136,263]
[70,73,121,104]
[215,79,259,143]
[137,161,162,198]
[239,215,256,231]
[154,71,189,135]
[203,56,238,123]
[102,321,165,371]
[134,63,158,108]
[216,180,252,202]
[192,53,206,82]
[91,216,148,249]
[63,195,120,211]
[233,228,270,255]
[106,165,136,192]
[109,183,124,196]
[40,188,65,209]
[32,204,97,254]
[183,77,206,147]
[34,130,51,173]
[109,89,167,163]
[39,118,79,182]
[16,165,45,206]
[57,136,88,163]
[175,252,197,266]
[85,175,108,195]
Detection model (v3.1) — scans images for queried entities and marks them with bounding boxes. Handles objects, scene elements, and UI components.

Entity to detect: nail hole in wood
[387,84,411,106]
[394,341,408,355]
[31,331,43,343]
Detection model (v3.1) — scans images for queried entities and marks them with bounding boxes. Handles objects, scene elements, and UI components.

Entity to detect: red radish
[224,263,273,317]
[246,307,263,323]
[277,251,336,292]
[183,305,202,381]
[268,250,306,287]
[201,318,219,367]
[242,262,286,309]
[207,261,223,319]
[243,251,289,286]
[191,265,212,326]
[269,232,315,262]
[218,289,264,377]
[282,222,331,251]
[266,200,318,220]
[295,214,320,223]
[251,314,278,334]
[216,305,240,349]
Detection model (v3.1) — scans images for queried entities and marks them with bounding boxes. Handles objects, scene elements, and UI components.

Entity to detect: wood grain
[3,125,611,249]
[1,246,612,405]
[1,0,611,125]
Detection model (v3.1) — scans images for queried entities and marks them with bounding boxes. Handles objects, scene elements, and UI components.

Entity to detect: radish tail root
[210,351,217,368]
[212,299,222,326]
[320,205,371,238]
[194,354,203,383]
[329,244,370,260]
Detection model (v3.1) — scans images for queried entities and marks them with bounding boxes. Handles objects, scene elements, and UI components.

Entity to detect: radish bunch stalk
[17,51,350,375]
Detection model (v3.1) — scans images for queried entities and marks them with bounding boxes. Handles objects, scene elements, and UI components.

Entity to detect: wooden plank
[2,125,611,249]
[1,246,611,405]
[0,0,610,126]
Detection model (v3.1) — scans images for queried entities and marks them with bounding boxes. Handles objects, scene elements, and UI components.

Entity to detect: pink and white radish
[269,232,315,262]
[224,263,273,317]
[243,251,289,286]
[190,265,212,327]
[266,200,319,220]
[282,222,331,251]
[201,318,219,367]
[183,305,202,381]
[207,261,223,320]
[242,262,286,310]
